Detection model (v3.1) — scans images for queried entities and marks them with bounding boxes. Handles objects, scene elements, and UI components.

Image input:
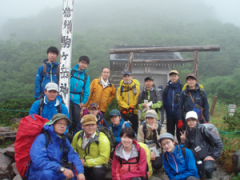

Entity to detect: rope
[0,108,29,113]
[218,129,240,135]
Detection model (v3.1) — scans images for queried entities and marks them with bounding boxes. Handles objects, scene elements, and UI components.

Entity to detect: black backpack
[38,98,62,116]
[142,121,162,149]
[164,145,205,179]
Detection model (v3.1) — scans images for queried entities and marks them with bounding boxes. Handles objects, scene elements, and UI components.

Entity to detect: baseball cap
[144,76,154,82]
[158,133,175,143]
[169,70,179,76]
[186,73,197,81]
[88,103,99,110]
[109,109,121,117]
[145,110,158,119]
[185,111,198,121]
[45,82,59,92]
[48,113,72,126]
[123,71,132,77]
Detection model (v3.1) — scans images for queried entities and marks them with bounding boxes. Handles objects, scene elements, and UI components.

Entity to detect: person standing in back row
[69,56,90,134]
[163,70,182,143]
[34,46,60,100]
[117,71,140,133]
[83,67,116,117]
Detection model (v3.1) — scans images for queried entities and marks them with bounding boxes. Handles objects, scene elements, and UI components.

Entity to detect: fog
[1,0,240,28]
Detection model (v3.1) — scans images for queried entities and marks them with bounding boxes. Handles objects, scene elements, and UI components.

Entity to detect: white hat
[45,82,59,92]
[185,111,198,120]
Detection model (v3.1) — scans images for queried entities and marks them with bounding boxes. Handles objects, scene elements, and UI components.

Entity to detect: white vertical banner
[59,0,74,110]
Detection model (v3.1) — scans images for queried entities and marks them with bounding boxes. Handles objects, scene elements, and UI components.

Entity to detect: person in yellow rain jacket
[71,114,110,180]
[117,71,140,133]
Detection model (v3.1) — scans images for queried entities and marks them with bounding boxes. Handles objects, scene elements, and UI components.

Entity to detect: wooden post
[59,0,74,110]
[128,52,134,73]
[210,96,218,116]
[193,50,198,77]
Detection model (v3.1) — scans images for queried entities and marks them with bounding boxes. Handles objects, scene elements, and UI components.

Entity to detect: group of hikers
[16,46,224,180]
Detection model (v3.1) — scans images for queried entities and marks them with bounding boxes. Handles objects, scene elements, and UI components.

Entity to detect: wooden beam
[193,50,199,77]
[132,59,194,63]
[109,45,220,54]
[210,96,218,116]
[127,52,134,73]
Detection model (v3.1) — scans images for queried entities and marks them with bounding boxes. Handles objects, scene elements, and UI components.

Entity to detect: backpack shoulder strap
[71,69,75,77]
[136,147,141,163]
[41,129,52,148]
[57,64,60,79]
[181,147,186,159]
[164,152,168,161]
[57,103,62,113]
[183,89,188,103]
[120,85,124,96]
[164,84,170,95]
[83,73,88,88]
[143,122,147,140]
[38,98,45,116]
[180,84,183,91]
[157,121,161,135]
[42,64,47,77]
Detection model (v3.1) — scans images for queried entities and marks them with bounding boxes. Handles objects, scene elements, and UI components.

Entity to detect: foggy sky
[1,0,240,28]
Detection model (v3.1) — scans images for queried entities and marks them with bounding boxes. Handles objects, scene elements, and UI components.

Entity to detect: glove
[122,109,127,114]
[177,120,184,130]
[206,121,209,124]
[128,106,134,113]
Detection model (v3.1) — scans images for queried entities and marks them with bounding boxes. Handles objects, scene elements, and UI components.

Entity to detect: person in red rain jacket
[111,127,148,180]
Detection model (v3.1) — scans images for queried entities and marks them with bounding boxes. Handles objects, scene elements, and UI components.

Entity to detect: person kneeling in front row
[71,114,110,180]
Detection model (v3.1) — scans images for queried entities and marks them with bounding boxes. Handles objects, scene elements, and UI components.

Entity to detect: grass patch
[0,140,14,148]
[208,98,240,174]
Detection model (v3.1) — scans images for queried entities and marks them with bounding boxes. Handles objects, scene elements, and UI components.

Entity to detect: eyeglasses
[56,122,67,127]
[161,140,172,147]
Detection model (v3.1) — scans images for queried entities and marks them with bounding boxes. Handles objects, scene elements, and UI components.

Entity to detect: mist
[1,0,240,40]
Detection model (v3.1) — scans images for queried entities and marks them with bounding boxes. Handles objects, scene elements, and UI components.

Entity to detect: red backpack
[14,114,49,178]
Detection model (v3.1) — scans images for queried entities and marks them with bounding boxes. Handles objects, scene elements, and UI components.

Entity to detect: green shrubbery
[0,97,34,125]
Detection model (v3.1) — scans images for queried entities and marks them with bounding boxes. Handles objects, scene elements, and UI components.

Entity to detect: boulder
[12,163,19,175]
[0,170,10,179]
[13,174,22,180]
[4,147,15,158]
[0,153,12,171]
[0,127,10,132]
[232,150,240,174]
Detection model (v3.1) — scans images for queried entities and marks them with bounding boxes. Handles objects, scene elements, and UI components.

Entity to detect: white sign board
[228,104,237,116]
[59,0,74,110]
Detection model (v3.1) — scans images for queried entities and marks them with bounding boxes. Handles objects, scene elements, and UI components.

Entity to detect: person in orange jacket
[84,67,116,117]
[117,71,140,133]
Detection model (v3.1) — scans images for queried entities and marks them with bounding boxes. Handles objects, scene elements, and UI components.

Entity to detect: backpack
[70,69,88,97]
[164,145,205,178]
[38,97,62,116]
[142,121,162,148]
[117,145,150,179]
[201,123,220,140]
[138,142,153,178]
[119,79,140,96]
[14,115,50,178]
[182,83,204,91]
[42,63,60,79]
[164,83,183,95]
[77,127,116,153]
[97,127,116,152]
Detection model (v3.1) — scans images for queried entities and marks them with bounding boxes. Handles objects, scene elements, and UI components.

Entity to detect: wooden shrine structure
[109,45,220,89]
